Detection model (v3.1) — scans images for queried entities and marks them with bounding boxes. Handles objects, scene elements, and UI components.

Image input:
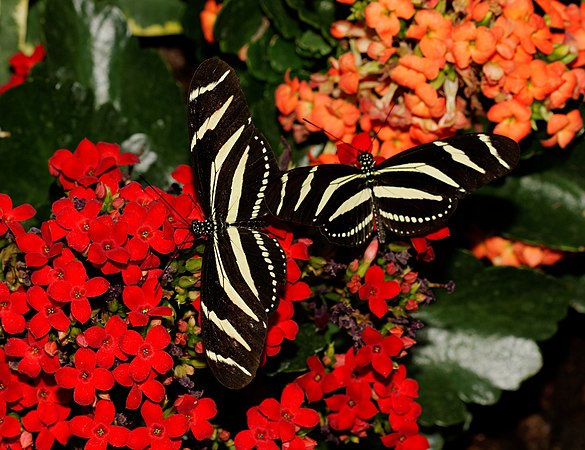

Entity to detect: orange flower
[336,52,360,95]
[307,96,361,142]
[487,99,532,142]
[398,54,443,81]
[505,60,565,106]
[377,127,415,159]
[275,72,300,116]
[472,236,564,267]
[330,20,366,40]
[450,22,497,69]
[404,89,445,119]
[541,110,583,148]
[406,9,452,61]
[365,0,415,46]
[366,41,396,64]
[200,0,221,43]
[546,69,580,109]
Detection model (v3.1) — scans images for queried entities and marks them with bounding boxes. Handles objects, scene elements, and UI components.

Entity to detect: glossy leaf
[411,251,570,426]
[214,0,264,54]
[0,0,27,85]
[113,0,185,36]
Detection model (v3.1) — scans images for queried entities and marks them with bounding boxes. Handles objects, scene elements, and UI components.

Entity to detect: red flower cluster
[234,383,319,449]
[0,139,222,449]
[295,328,428,448]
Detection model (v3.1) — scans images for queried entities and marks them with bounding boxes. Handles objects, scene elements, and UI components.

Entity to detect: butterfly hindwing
[268,164,375,246]
[188,58,286,389]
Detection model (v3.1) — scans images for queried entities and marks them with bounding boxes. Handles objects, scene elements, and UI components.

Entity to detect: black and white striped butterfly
[267,133,520,246]
[188,58,286,389]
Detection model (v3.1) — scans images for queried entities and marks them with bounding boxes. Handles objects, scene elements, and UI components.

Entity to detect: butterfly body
[268,134,520,246]
[188,58,286,389]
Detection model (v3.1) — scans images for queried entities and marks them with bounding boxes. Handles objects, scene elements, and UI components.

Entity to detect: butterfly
[187,58,287,389]
[266,133,520,246]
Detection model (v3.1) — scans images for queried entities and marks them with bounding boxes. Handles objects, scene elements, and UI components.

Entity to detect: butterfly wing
[371,133,520,238]
[267,164,375,246]
[267,133,519,246]
[200,227,285,389]
[188,58,286,388]
[188,58,279,222]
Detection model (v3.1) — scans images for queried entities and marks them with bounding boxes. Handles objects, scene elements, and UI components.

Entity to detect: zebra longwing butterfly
[188,58,286,389]
[267,133,520,246]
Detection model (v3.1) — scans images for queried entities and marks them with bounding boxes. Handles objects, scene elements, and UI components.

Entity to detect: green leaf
[465,143,585,251]
[411,251,570,427]
[214,0,264,55]
[113,0,185,36]
[285,0,336,34]
[246,28,282,83]
[259,0,301,39]
[268,36,307,73]
[0,0,28,85]
[42,0,187,185]
[295,29,332,58]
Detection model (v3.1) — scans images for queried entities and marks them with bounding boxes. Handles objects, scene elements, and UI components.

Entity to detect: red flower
[355,327,404,377]
[358,265,400,318]
[83,315,128,369]
[175,394,218,441]
[0,44,45,94]
[15,220,64,267]
[123,202,176,260]
[48,139,128,191]
[0,284,28,335]
[113,364,165,410]
[234,406,279,450]
[27,285,70,338]
[296,355,343,402]
[30,248,76,286]
[0,400,21,439]
[276,231,311,283]
[127,401,189,450]
[87,215,130,274]
[337,132,373,166]
[17,376,69,426]
[374,364,420,415]
[122,278,172,327]
[118,325,174,382]
[258,383,320,442]
[22,405,71,450]
[0,193,36,237]
[381,422,429,450]
[69,400,130,448]
[53,198,102,252]
[54,348,115,406]
[47,259,109,323]
[0,362,22,404]
[5,334,60,378]
[265,299,299,358]
[326,380,378,431]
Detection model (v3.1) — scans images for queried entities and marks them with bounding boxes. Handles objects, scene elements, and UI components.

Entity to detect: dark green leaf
[112,0,185,36]
[295,30,332,58]
[246,28,282,83]
[259,0,300,39]
[465,143,585,251]
[268,36,307,73]
[41,0,187,186]
[214,0,264,55]
[411,251,570,426]
[285,0,336,33]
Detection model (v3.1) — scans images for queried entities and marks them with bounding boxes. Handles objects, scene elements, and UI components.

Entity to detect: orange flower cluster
[275,0,585,156]
[471,235,564,267]
[200,0,221,43]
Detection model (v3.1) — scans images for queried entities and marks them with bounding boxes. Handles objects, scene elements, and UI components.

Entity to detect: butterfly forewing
[188,58,286,389]
[267,133,520,245]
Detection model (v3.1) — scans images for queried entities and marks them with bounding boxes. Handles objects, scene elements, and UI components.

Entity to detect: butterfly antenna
[138,175,192,228]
